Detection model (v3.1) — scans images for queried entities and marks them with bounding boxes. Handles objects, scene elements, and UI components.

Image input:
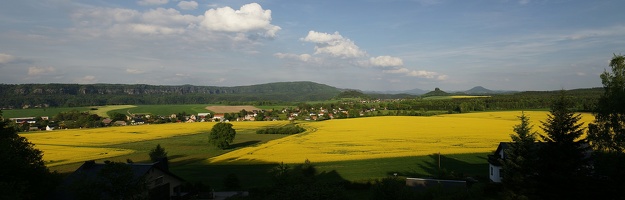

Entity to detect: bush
[256,124,305,135]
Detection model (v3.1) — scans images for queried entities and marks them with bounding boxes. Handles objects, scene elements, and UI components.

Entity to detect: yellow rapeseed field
[208,111,595,164]
[23,121,286,166]
[37,145,134,167]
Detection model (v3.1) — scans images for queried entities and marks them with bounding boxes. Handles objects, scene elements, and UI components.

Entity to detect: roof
[488,141,592,166]
[64,160,185,186]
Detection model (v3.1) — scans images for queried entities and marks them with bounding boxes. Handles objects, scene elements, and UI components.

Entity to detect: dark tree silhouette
[0,112,58,199]
[149,144,168,162]
[501,112,538,199]
[588,54,625,152]
[536,92,590,199]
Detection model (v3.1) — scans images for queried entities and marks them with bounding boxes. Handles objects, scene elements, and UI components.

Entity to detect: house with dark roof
[487,142,509,183]
[58,159,187,200]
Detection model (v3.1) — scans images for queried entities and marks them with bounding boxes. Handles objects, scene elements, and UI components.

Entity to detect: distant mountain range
[366,86,516,95]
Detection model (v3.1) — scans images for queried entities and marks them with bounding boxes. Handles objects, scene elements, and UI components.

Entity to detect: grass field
[110,104,212,116]
[2,107,93,118]
[205,105,262,113]
[90,105,136,117]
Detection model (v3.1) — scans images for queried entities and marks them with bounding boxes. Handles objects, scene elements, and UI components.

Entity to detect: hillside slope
[0,82,341,107]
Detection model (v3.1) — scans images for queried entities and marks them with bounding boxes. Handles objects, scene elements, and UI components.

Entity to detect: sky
[1,0,624,91]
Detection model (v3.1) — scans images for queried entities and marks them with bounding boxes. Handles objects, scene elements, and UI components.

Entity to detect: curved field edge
[24,121,288,168]
[207,111,594,164]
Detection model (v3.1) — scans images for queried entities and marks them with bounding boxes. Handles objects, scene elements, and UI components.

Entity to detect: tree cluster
[256,124,306,135]
[53,110,104,129]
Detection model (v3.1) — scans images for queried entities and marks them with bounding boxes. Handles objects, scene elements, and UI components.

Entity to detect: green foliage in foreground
[0,114,59,199]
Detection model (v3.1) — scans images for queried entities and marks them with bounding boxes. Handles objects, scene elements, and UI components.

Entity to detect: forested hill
[0,82,342,108]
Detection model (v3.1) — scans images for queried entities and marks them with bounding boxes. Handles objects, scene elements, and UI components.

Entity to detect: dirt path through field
[205,105,262,113]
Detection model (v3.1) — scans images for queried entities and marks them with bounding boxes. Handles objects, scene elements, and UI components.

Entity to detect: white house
[487,142,509,183]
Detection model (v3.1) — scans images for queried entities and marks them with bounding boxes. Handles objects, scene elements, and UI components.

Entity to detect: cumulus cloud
[369,56,403,67]
[0,53,15,64]
[200,3,281,38]
[383,67,448,80]
[301,31,366,58]
[76,75,97,84]
[138,0,168,6]
[71,3,280,41]
[177,1,198,10]
[28,66,56,76]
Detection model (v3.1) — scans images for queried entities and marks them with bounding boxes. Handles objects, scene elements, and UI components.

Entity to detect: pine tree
[536,91,589,199]
[502,112,538,199]
[149,144,168,162]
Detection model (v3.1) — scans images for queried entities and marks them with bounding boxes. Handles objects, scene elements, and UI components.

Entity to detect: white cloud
[200,3,281,38]
[301,31,366,58]
[0,53,15,64]
[70,3,279,41]
[177,1,198,10]
[519,0,530,5]
[274,53,314,62]
[369,56,403,67]
[138,0,168,6]
[383,67,447,80]
[77,75,97,84]
[28,66,56,76]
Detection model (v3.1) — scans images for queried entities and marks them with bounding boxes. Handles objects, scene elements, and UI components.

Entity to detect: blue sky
[1,0,624,91]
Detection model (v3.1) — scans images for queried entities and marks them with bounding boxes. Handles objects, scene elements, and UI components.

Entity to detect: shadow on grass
[389,153,488,181]
[228,140,261,149]
[171,159,352,191]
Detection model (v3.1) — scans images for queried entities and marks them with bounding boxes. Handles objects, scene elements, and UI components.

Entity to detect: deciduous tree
[588,54,625,152]
[209,123,236,149]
